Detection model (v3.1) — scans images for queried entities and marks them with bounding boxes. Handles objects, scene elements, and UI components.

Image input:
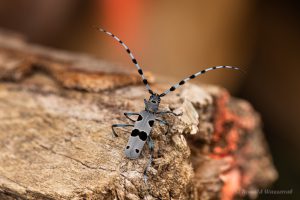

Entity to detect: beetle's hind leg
[143,136,154,184]
[111,124,133,137]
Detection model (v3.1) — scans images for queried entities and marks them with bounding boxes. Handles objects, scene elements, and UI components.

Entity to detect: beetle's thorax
[144,93,161,113]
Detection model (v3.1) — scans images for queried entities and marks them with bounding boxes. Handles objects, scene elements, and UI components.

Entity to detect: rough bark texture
[0,30,277,200]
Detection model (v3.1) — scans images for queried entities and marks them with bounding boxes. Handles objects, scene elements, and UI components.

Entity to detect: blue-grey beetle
[96,27,241,183]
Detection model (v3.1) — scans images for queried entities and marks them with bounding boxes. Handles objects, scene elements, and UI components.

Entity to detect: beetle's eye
[151,100,156,104]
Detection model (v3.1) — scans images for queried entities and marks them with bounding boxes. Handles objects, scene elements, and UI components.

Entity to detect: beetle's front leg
[155,118,170,135]
[157,110,182,117]
[111,124,134,137]
[124,112,140,122]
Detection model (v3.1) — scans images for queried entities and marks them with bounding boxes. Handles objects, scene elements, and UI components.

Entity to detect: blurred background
[0,0,299,199]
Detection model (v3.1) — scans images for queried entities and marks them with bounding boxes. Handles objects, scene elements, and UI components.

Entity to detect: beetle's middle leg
[143,136,154,184]
[111,124,133,137]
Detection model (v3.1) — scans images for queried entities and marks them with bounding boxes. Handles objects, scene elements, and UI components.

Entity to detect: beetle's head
[144,93,160,113]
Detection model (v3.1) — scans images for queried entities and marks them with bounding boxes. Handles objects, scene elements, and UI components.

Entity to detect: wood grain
[0,31,277,200]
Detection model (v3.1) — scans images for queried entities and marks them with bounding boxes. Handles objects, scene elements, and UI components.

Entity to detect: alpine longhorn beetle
[96,27,241,183]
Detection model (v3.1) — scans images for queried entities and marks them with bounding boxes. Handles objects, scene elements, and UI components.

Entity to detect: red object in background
[95,0,146,54]
[209,91,258,200]
[99,0,142,34]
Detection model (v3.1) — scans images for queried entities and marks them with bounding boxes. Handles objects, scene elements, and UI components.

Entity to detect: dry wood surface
[0,31,277,200]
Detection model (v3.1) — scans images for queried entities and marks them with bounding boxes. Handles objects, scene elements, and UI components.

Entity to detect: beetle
[96,27,241,183]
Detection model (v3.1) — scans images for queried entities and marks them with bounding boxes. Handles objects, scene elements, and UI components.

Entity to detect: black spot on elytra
[131,129,139,137]
[137,115,143,121]
[148,120,154,127]
[135,149,140,153]
[139,131,147,141]
[126,146,130,149]
[131,129,148,141]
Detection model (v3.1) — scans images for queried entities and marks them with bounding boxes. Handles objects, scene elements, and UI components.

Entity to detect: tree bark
[0,30,277,200]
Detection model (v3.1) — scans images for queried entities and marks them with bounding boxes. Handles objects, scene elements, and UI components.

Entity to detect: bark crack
[0,175,27,190]
[37,143,116,172]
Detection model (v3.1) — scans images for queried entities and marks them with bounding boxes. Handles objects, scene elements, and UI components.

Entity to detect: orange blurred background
[0,1,299,199]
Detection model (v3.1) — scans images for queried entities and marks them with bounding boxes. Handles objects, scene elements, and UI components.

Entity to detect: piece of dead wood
[0,30,277,200]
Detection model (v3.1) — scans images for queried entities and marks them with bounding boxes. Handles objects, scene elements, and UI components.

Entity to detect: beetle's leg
[143,136,154,184]
[155,118,170,135]
[124,112,140,122]
[111,124,133,137]
[157,110,182,116]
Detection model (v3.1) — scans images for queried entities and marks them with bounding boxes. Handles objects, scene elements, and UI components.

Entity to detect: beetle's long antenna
[159,66,242,97]
[96,27,154,94]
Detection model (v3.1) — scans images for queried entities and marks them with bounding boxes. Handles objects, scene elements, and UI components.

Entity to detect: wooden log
[0,31,277,200]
